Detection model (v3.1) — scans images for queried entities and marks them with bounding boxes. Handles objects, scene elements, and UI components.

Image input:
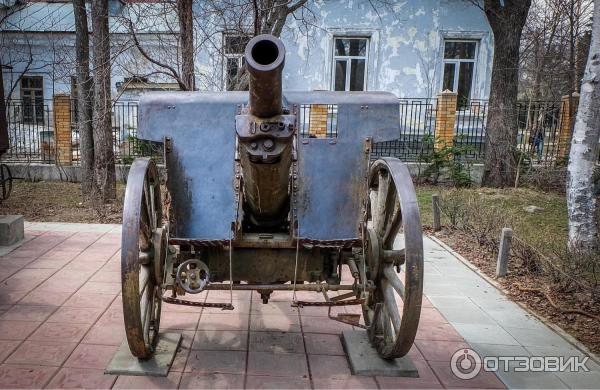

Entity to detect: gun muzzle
[245,35,285,118]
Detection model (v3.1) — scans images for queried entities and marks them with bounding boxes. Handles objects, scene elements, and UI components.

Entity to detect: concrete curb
[428,233,600,366]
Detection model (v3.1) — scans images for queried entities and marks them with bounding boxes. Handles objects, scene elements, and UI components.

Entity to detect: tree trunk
[91,0,116,201]
[567,0,600,249]
[177,0,195,91]
[481,1,531,187]
[73,0,95,197]
[0,65,9,156]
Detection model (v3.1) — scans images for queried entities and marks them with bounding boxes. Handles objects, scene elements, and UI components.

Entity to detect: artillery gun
[121,34,423,360]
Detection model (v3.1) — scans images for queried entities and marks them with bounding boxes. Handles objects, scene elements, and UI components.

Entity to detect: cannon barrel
[245,35,285,118]
[236,35,294,228]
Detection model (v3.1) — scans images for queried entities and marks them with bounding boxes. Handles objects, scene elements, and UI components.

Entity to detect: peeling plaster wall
[275,0,493,99]
[1,0,493,100]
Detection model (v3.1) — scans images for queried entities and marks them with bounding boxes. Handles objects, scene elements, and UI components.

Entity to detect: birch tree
[567,0,600,249]
[73,0,95,197]
[91,0,116,201]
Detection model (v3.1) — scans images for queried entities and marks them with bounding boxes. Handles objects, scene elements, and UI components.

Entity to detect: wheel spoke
[383,263,405,297]
[383,280,402,334]
[139,266,150,298]
[383,198,402,248]
[142,181,155,231]
[374,170,390,237]
[142,295,152,342]
[382,308,394,343]
[149,182,157,230]
[139,203,152,251]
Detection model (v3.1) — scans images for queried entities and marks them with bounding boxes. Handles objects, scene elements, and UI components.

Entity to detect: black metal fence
[372,98,570,164]
[2,97,572,165]
[2,99,162,164]
[4,100,55,163]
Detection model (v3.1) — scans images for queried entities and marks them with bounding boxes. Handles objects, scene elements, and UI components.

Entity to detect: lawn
[415,185,568,254]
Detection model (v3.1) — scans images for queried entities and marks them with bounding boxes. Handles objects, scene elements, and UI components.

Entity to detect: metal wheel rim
[363,157,423,359]
[0,164,13,201]
[121,158,163,358]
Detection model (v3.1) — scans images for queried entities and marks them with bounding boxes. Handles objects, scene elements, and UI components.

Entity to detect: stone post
[557,93,579,159]
[496,227,513,278]
[432,194,441,232]
[53,94,72,165]
[434,90,457,151]
[309,104,329,138]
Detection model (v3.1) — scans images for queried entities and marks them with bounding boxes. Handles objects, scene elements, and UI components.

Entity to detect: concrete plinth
[105,333,182,377]
[342,330,419,377]
[0,215,24,246]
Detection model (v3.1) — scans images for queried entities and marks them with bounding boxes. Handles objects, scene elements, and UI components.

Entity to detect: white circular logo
[451,348,482,380]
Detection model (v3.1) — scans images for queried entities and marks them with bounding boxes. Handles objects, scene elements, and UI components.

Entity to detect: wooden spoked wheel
[362,157,423,359]
[121,158,165,359]
[0,164,13,202]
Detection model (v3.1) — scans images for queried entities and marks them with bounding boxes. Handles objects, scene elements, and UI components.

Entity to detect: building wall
[1,0,493,103]
[276,0,492,98]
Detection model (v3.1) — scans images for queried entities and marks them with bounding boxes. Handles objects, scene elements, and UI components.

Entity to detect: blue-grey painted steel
[138,92,246,240]
[138,91,400,241]
[285,91,400,240]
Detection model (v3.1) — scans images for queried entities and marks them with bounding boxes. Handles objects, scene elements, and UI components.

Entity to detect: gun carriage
[121,35,423,360]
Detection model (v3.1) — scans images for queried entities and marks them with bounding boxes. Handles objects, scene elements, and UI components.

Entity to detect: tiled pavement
[0,223,596,389]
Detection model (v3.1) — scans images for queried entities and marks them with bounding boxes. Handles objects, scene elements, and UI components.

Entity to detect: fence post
[557,93,579,160]
[496,227,513,278]
[53,94,72,166]
[434,90,457,151]
[432,194,441,232]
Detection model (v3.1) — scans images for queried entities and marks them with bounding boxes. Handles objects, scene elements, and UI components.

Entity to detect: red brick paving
[0,229,505,389]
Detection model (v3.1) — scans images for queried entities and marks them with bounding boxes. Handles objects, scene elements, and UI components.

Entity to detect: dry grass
[0,180,125,223]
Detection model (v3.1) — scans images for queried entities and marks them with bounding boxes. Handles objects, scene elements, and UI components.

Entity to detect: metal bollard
[432,194,441,232]
[496,228,513,278]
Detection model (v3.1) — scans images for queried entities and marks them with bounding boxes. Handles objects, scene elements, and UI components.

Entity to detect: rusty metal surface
[245,34,285,118]
[294,298,364,307]
[162,296,234,310]
[204,283,357,291]
[237,36,295,227]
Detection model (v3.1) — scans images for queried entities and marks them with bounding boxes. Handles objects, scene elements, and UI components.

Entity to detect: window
[441,40,477,108]
[223,34,250,91]
[333,37,368,91]
[20,76,44,124]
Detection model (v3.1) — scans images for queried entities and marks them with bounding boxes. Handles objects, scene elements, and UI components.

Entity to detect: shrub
[417,135,473,188]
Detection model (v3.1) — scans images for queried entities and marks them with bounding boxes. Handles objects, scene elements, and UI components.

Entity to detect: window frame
[441,39,478,105]
[19,75,44,124]
[331,36,369,92]
[222,33,250,91]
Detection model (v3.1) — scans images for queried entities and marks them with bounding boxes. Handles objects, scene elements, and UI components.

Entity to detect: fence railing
[2,99,162,165]
[1,97,576,165]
